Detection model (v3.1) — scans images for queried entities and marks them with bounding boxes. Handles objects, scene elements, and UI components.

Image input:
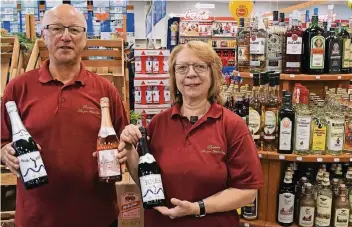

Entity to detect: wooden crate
[26,39,130,115]
[1,36,21,97]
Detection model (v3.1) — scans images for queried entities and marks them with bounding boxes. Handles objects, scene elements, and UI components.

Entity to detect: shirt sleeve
[109,83,128,136]
[1,80,16,147]
[226,132,264,189]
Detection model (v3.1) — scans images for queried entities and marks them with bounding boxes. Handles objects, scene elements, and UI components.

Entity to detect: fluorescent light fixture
[195,3,215,9]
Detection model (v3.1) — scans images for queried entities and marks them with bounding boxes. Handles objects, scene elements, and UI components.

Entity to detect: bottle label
[238,46,249,61]
[248,109,261,139]
[264,111,276,139]
[327,119,344,151]
[342,38,351,68]
[311,119,327,151]
[328,41,342,72]
[279,117,292,150]
[286,62,300,68]
[310,36,325,69]
[295,116,312,151]
[98,127,116,138]
[250,37,265,54]
[334,208,350,227]
[299,206,315,227]
[98,149,121,177]
[278,193,295,223]
[267,33,283,70]
[286,35,302,54]
[316,195,332,226]
[139,153,156,164]
[243,198,257,218]
[119,192,141,219]
[140,174,165,202]
[18,151,47,183]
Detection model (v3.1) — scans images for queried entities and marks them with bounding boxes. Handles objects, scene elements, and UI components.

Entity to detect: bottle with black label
[278,92,295,154]
[242,191,258,220]
[298,183,316,227]
[138,127,166,209]
[277,170,295,226]
[325,27,342,74]
[5,101,49,190]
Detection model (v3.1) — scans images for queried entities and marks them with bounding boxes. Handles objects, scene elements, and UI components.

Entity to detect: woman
[118,41,263,227]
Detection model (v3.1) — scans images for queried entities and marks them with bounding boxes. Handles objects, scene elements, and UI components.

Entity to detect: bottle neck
[8,109,30,141]
[139,135,150,156]
[100,106,113,129]
[312,17,318,27]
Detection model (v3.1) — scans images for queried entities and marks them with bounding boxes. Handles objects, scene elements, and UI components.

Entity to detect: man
[1,4,128,227]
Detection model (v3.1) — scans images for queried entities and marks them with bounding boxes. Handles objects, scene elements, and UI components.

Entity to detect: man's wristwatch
[196,200,206,217]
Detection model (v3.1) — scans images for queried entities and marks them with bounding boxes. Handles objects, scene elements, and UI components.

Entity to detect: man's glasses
[44,24,86,36]
[174,63,209,74]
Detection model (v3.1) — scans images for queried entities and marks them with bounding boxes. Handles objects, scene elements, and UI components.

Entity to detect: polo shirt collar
[38,59,87,85]
[171,101,223,119]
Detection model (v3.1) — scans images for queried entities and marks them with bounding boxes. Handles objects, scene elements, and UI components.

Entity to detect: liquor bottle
[250,15,267,73]
[346,167,352,190]
[277,171,295,226]
[311,100,327,155]
[5,101,49,190]
[343,107,352,154]
[303,15,326,74]
[266,11,284,72]
[325,27,343,74]
[295,176,308,224]
[264,74,278,151]
[283,10,303,74]
[314,171,324,200]
[326,105,345,156]
[138,127,166,209]
[248,73,262,149]
[298,183,315,227]
[293,89,312,155]
[332,184,350,227]
[97,97,122,183]
[278,93,295,154]
[235,92,246,122]
[242,191,258,220]
[237,18,250,72]
[316,177,333,227]
[339,24,351,74]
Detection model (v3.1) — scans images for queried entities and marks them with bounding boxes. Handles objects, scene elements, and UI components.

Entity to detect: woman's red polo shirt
[145,102,263,227]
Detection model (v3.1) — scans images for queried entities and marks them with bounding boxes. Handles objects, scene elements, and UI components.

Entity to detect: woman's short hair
[168,41,225,105]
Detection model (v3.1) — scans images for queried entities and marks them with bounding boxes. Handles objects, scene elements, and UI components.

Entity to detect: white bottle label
[327,119,344,151]
[18,151,47,183]
[135,57,142,73]
[98,149,121,177]
[316,195,332,226]
[295,116,311,151]
[278,193,295,223]
[299,206,315,227]
[334,208,350,227]
[264,111,276,139]
[248,109,260,139]
[250,37,265,54]
[286,36,302,54]
[310,36,325,69]
[152,59,159,73]
[279,117,292,150]
[146,60,153,73]
[342,38,351,68]
[146,90,153,104]
[140,174,165,202]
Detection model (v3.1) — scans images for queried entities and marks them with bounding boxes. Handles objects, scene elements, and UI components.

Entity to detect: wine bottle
[277,170,295,226]
[138,127,166,209]
[5,101,49,190]
[97,97,122,183]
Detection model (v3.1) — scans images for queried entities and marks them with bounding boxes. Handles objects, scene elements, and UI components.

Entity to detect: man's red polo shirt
[1,60,128,227]
[145,102,263,227]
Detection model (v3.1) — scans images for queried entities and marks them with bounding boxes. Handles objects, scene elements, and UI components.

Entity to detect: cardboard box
[116,172,144,227]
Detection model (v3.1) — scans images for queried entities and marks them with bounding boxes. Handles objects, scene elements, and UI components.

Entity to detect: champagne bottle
[97,97,122,183]
[138,127,166,209]
[5,101,48,189]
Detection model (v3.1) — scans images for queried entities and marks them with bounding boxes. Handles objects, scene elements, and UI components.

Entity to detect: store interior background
[129,0,351,48]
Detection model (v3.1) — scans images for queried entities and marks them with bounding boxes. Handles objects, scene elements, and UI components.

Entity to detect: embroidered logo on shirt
[201,145,225,155]
[77,104,100,116]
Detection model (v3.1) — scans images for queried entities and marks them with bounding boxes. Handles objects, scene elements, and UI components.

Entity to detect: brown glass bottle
[278,93,295,154]
[283,10,303,74]
[237,18,250,72]
[332,184,350,227]
[249,73,262,149]
[298,183,316,227]
[97,97,122,183]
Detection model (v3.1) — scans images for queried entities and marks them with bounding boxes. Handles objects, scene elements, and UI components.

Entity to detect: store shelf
[236,72,352,81]
[240,218,267,227]
[264,151,352,163]
[265,221,298,227]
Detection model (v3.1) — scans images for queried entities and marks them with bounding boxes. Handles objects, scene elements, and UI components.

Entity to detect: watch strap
[196,200,206,217]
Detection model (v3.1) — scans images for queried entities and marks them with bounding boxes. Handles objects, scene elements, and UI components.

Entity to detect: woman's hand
[120,124,142,146]
[154,198,199,219]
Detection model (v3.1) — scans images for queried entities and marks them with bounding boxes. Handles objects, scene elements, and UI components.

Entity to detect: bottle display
[5,101,49,190]
[298,183,315,227]
[332,184,350,227]
[277,170,295,226]
[250,15,267,73]
[325,27,343,74]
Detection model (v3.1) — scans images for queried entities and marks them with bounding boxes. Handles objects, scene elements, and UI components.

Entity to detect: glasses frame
[44,24,86,35]
[174,63,210,74]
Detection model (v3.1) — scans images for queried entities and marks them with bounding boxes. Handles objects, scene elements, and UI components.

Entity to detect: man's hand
[154,198,200,219]
[1,143,20,177]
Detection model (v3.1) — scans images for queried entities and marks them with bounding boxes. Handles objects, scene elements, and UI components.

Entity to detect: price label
[4,8,14,14]
[350,158,352,162]
[23,8,35,15]
[2,14,14,21]
[317,157,323,162]
[279,155,285,160]
[290,74,295,78]
[296,156,303,161]
[316,75,320,79]
[258,153,263,158]
[112,14,123,20]
[338,75,342,79]
[250,73,253,77]
[112,7,123,13]
[334,158,340,162]
[95,7,107,13]
[244,223,250,227]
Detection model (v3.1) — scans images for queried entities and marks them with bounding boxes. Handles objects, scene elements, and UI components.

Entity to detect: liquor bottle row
[236,10,352,74]
[222,71,352,155]
[277,162,352,227]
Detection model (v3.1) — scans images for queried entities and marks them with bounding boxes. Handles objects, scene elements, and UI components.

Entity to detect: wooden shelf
[240,218,267,227]
[265,221,298,227]
[260,151,352,163]
[237,72,352,81]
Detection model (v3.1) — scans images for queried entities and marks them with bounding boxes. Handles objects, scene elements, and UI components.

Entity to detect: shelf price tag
[296,156,303,161]
[350,158,352,162]
[317,157,323,162]
[289,74,295,78]
[250,73,253,78]
[244,223,250,227]
[334,158,340,162]
[338,75,342,79]
[258,153,263,158]
[316,75,320,79]
[279,155,285,160]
